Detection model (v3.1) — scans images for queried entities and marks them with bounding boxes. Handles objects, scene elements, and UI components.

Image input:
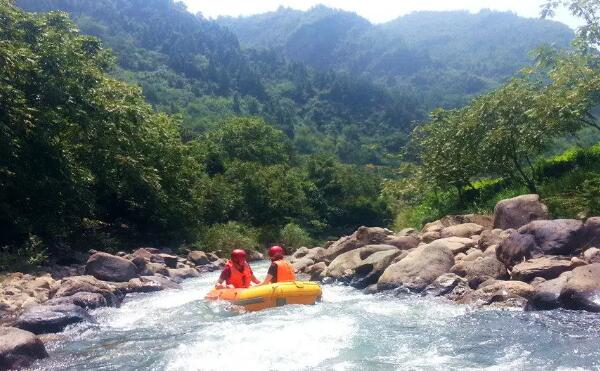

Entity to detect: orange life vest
[226,260,252,288]
[273,260,296,282]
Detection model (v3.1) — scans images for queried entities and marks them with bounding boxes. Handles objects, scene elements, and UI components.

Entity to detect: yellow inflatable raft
[205,281,322,312]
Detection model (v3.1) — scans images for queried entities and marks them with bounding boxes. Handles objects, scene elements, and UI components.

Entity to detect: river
[33,261,600,370]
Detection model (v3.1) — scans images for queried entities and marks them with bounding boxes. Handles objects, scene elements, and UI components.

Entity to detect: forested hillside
[1,1,391,269]
[219,7,574,108]
[16,0,421,166]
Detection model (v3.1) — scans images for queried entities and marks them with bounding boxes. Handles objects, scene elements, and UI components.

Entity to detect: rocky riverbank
[0,247,261,369]
[291,194,600,312]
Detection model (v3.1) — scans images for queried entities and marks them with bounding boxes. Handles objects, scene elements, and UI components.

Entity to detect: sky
[182,0,583,29]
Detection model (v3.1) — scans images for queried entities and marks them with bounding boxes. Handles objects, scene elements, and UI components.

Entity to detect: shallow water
[33,262,600,370]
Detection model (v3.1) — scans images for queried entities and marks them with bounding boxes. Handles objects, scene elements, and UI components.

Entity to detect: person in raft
[261,245,296,284]
[215,249,260,289]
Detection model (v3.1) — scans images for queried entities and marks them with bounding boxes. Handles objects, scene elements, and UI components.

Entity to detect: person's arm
[260,263,277,285]
[215,267,234,289]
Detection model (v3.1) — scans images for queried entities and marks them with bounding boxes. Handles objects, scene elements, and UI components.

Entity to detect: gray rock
[583,247,600,264]
[159,254,178,269]
[326,245,398,281]
[583,217,600,248]
[440,223,485,239]
[127,276,182,293]
[45,292,108,309]
[451,256,507,288]
[84,252,137,282]
[292,257,315,273]
[15,304,91,334]
[421,231,441,243]
[559,264,600,312]
[0,327,48,370]
[493,194,549,230]
[422,273,467,297]
[496,231,541,267]
[51,275,122,307]
[323,227,393,260]
[518,219,585,256]
[427,237,476,255]
[187,251,211,266]
[526,272,572,311]
[305,262,327,282]
[167,267,200,280]
[377,243,455,292]
[510,257,574,282]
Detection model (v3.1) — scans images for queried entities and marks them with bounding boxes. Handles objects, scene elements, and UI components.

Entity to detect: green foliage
[0,235,47,272]
[198,222,260,257]
[219,7,574,109]
[0,1,206,258]
[279,223,313,252]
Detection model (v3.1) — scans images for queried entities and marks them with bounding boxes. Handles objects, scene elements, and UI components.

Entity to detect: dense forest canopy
[218,6,575,108]
[3,0,596,270]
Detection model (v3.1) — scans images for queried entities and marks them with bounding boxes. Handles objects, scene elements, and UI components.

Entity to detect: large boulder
[583,247,600,264]
[496,231,541,267]
[15,304,91,334]
[428,237,476,255]
[127,276,181,293]
[382,236,419,250]
[51,275,122,307]
[84,252,137,282]
[422,273,469,297]
[493,194,549,230]
[517,219,584,256]
[305,262,327,282]
[350,248,404,289]
[583,217,600,248]
[292,257,315,272]
[45,292,108,310]
[158,254,178,269]
[0,327,48,370]
[478,229,511,251]
[559,264,600,312]
[143,262,170,276]
[526,272,572,311]
[167,268,200,280]
[187,251,211,266]
[323,227,394,261]
[440,223,485,239]
[247,250,264,262]
[377,243,455,292]
[326,245,398,280]
[421,231,441,243]
[450,256,507,288]
[510,256,575,282]
[461,280,535,307]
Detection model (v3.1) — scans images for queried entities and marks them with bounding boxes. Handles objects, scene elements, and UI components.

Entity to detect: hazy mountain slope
[219,7,575,107]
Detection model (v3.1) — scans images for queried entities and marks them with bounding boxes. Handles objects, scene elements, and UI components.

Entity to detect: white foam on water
[165,315,356,371]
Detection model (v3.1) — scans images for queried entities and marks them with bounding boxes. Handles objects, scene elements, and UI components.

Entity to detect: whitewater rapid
[34,262,600,370]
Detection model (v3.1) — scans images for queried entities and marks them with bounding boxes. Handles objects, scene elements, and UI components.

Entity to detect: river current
[33,261,600,370]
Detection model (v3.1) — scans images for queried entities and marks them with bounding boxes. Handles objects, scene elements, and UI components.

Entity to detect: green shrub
[197,222,259,257]
[279,223,313,252]
[0,235,48,272]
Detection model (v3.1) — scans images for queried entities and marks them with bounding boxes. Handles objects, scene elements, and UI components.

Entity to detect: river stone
[526,272,573,311]
[440,223,485,239]
[292,257,315,273]
[510,256,574,282]
[350,248,404,289]
[559,264,600,312]
[377,243,454,292]
[493,194,549,230]
[518,219,585,256]
[326,245,397,280]
[84,252,137,282]
[422,273,467,297]
[428,237,476,255]
[450,256,507,288]
[187,251,210,266]
[583,217,600,248]
[45,292,108,309]
[421,231,441,243]
[291,247,310,260]
[51,275,122,307]
[305,262,328,282]
[462,280,535,306]
[496,231,541,267]
[0,327,48,370]
[15,304,91,334]
[167,267,200,280]
[584,247,600,264]
[127,276,182,293]
[323,226,394,260]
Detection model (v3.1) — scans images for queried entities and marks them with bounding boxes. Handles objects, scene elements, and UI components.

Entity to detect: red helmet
[231,249,247,264]
[268,245,285,258]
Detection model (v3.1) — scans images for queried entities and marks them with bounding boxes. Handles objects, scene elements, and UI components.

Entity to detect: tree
[542,0,600,48]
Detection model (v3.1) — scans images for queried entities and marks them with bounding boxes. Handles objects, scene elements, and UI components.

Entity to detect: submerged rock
[15,304,91,334]
[45,292,108,309]
[127,276,182,293]
[0,327,48,370]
